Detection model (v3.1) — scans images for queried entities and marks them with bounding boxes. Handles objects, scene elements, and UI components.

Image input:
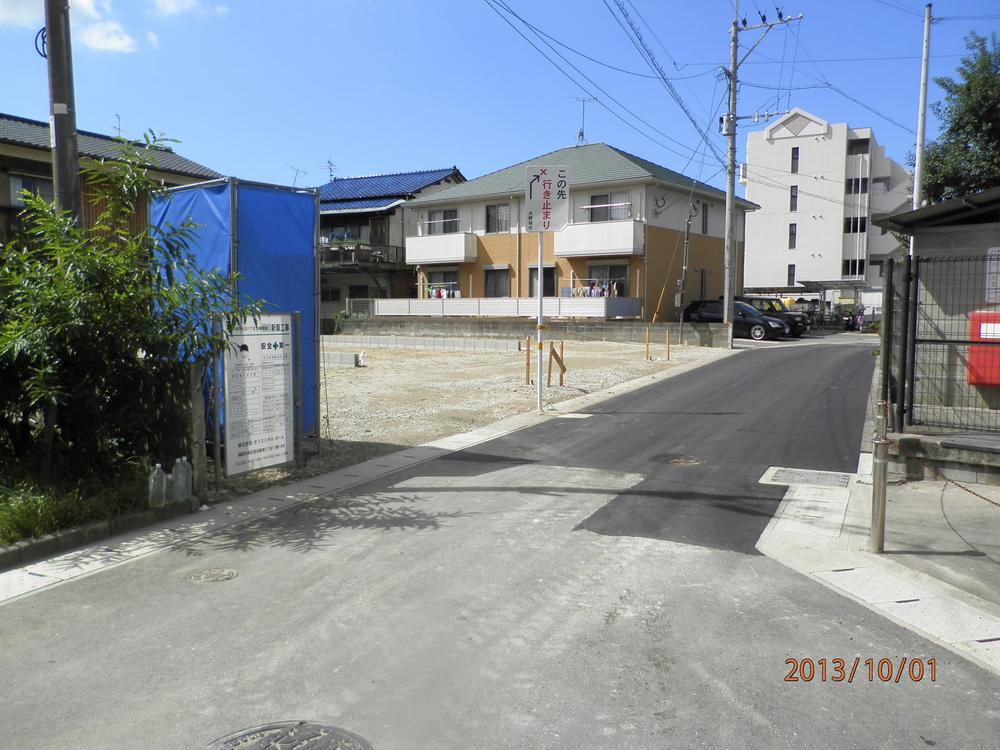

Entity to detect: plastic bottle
[172,456,193,505]
[148,464,166,509]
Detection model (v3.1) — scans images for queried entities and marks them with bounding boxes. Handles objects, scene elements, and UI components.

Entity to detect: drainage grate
[768,468,851,488]
[188,568,239,584]
[207,721,372,749]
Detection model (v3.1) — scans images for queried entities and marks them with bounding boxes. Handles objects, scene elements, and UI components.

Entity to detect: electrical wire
[497,7,714,81]
[483,0,721,168]
[603,0,726,166]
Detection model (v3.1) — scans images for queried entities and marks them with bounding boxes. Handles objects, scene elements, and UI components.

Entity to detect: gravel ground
[223,338,728,498]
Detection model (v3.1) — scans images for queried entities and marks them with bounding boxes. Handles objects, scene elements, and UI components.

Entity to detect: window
[320,288,341,302]
[790,147,799,174]
[529,267,556,297]
[428,270,458,286]
[9,174,54,207]
[701,202,709,234]
[587,191,630,222]
[427,208,458,235]
[485,203,510,234]
[787,264,796,286]
[842,259,867,276]
[848,139,870,156]
[484,268,510,297]
[789,185,798,212]
[788,223,797,249]
[588,263,629,296]
[845,178,869,195]
[843,216,868,233]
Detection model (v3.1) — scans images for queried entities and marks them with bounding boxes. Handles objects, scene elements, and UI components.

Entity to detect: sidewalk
[757,454,1000,676]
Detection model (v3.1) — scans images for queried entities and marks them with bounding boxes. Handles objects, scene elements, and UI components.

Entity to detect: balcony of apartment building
[404,208,477,264]
[319,239,408,269]
[555,195,644,257]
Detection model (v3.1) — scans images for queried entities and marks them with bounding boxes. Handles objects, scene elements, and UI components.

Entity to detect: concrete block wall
[333,317,729,348]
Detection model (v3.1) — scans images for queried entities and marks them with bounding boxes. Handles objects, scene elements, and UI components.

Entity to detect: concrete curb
[0,501,196,574]
[0,346,735,599]
[756,357,1000,676]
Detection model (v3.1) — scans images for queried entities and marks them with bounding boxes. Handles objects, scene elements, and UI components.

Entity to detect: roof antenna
[285,164,307,186]
[575,97,594,146]
[319,158,337,181]
[113,113,122,137]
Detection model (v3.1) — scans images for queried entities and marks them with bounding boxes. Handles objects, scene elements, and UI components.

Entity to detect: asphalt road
[2,339,999,749]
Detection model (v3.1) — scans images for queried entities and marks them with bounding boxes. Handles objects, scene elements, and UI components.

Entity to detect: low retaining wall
[332,317,729,347]
[324,334,520,353]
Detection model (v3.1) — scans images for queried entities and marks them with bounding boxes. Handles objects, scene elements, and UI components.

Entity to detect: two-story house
[0,112,219,243]
[740,108,911,310]
[397,143,755,321]
[316,167,464,318]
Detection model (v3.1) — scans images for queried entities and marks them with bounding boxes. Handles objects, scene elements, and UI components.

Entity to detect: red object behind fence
[967,311,1000,385]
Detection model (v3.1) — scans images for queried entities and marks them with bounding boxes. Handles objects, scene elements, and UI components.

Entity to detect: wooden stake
[559,340,565,385]
[645,326,651,360]
[548,341,566,387]
[525,336,531,384]
[665,327,671,361]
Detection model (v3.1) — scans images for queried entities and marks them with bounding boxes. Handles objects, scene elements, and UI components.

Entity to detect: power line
[500,8,714,81]
[872,0,923,17]
[603,0,726,165]
[481,0,719,168]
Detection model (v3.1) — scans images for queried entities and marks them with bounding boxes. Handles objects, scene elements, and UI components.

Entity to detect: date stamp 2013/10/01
[785,657,937,684]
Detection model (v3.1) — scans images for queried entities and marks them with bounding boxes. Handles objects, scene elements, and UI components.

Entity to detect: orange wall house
[405,143,754,321]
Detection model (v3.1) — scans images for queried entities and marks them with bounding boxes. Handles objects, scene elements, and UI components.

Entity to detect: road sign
[525,165,568,233]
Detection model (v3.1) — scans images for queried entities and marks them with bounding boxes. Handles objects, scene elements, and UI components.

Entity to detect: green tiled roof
[408,142,755,209]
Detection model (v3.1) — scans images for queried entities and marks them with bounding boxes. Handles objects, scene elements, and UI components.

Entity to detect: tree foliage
[922,32,1000,203]
[0,134,259,481]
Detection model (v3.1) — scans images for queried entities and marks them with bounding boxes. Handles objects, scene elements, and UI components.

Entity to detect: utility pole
[44,0,81,224]
[723,4,803,348]
[909,3,932,257]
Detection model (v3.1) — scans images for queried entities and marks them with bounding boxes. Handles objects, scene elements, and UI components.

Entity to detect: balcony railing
[355,296,642,319]
[555,219,645,257]
[405,232,478,265]
[319,243,405,266]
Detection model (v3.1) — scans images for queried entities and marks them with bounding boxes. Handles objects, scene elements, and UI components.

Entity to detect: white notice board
[525,165,569,233]
[224,313,295,476]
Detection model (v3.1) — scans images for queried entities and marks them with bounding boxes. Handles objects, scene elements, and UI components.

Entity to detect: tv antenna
[113,114,122,137]
[319,158,337,181]
[285,164,307,186]
[574,97,595,146]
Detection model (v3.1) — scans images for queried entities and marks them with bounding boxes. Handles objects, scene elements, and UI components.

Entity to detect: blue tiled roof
[317,168,462,201]
[320,197,403,213]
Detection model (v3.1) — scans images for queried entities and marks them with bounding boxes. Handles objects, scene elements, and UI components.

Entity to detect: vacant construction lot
[224,338,729,497]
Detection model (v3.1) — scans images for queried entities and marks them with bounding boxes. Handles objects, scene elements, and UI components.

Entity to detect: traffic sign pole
[537,232,544,413]
[525,165,568,415]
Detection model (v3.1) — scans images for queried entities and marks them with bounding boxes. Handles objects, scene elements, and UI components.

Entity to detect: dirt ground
[222,338,727,498]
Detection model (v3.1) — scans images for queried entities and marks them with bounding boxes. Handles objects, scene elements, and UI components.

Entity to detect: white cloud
[146,29,158,47]
[79,20,135,52]
[213,4,228,15]
[153,0,197,15]
[0,0,43,28]
[74,0,113,21]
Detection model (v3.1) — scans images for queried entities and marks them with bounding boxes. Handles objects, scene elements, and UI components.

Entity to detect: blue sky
[1,0,998,192]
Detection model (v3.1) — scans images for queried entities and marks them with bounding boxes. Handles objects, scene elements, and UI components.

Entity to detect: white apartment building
[740,109,911,306]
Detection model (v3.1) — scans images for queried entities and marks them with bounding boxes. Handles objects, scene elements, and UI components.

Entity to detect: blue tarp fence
[150,178,320,437]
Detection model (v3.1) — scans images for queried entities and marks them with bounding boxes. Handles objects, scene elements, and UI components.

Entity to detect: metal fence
[884,254,1000,432]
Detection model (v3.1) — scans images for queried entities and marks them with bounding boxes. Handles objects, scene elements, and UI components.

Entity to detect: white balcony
[555,219,645,257]
[358,297,642,319]
[405,233,478,265]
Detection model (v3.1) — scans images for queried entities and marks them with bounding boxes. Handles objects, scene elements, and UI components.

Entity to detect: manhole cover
[188,568,239,583]
[207,721,372,750]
